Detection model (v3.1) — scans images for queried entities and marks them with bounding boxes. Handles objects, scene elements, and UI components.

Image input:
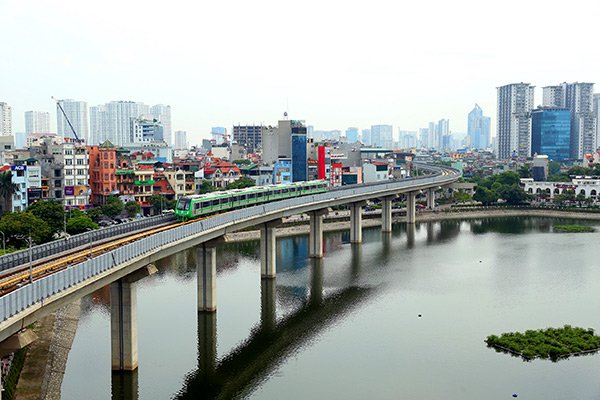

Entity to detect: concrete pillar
[260,278,277,332]
[111,371,139,400]
[350,201,367,243]
[111,280,138,371]
[197,243,217,312]
[310,258,324,306]
[381,196,395,233]
[197,312,217,379]
[309,208,331,258]
[406,192,417,224]
[260,220,282,278]
[427,188,436,209]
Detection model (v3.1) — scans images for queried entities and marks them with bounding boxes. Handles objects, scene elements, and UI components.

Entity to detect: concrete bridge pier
[406,224,416,248]
[261,278,277,332]
[427,188,436,209]
[261,219,282,278]
[381,195,396,233]
[110,264,157,371]
[350,201,367,243]
[309,208,331,258]
[406,192,417,224]
[197,240,222,312]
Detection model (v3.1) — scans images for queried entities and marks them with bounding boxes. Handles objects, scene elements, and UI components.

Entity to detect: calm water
[61,217,600,399]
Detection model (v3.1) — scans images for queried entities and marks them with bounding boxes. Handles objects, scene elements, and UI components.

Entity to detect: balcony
[134,180,155,185]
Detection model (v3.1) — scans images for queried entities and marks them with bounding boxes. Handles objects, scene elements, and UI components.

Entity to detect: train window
[257,192,263,198]
[275,190,280,195]
[240,195,246,200]
[282,189,288,193]
[220,197,228,204]
[248,193,255,199]
[201,202,209,208]
[211,200,219,206]
[232,196,239,202]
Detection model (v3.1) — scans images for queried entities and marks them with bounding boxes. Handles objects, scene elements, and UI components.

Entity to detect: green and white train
[175,180,329,221]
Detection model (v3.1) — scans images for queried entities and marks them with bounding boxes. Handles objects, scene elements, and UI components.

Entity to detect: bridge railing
[0,214,176,271]
[0,169,458,323]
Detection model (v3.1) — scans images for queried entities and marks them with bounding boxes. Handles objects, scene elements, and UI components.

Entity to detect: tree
[0,212,52,247]
[495,171,521,186]
[197,180,216,194]
[102,196,124,218]
[27,200,65,234]
[568,166,589,176]
[473,187,498,206]
[232,159,251,165]
[453,191,471,203]
[498,184,528,205]
[548,161,562,176]
[225,177,255,190]
[125,201,141,218]
[86,207,104,221]
[0,171,18,214]
[576,192,587,206]
[517,164,532,178]
[66,215,99,235]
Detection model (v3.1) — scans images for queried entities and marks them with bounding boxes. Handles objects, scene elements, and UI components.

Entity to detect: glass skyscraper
[531,108,571,161]
[291,121,307,182]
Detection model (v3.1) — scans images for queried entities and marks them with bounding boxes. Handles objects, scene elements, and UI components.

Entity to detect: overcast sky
[2,0,599,144]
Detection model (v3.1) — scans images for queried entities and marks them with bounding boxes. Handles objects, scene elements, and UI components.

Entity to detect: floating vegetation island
[486,325,600,361]
[553,224,595,233]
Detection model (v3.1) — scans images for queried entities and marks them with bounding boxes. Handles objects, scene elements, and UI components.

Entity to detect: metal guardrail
[0,166,458,323]
[0,214,176,271]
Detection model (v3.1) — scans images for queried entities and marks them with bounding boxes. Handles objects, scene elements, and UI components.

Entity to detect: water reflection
[111,371,138,400]
[174,244,373,400]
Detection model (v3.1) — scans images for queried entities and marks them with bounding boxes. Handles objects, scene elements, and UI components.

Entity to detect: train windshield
[177,198,191,211]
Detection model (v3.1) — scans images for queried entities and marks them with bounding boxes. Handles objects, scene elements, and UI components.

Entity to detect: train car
[175,180,328,221]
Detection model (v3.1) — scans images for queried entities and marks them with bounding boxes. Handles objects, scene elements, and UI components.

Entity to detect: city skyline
[2,0,600,144]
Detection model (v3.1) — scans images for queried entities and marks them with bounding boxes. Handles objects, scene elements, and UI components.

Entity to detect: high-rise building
[531,107,571,161]
[174,131,188,150]
[290,120,307,182]
[542,86,564,107]
[467,104,491,149]
[542,83,596,158]
[437,119,450,150]
[418,128,429,148]
[233,125,262,152]
[211,127,227,145]
[345,127,359,143]
[361,129,371,145]
[399,131,417,149]
[371,125,393,148]
[56,99,88,142]
[0,102,12,136]
[496,83,535,159]
[150,105,172,146]
[563,82,595,159]
[24,111,50,134]
[594,94,600,149]
[90,101,149,146]
[130,118,163,143]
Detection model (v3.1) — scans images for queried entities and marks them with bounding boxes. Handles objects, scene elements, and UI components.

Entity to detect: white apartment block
[56,99,89,142]
[90,101,150,146]
[61,140,90,208]
[0,102,12,136]
[496,83,535,160]
[174,130,188,150]
[24,110,51,134]
[150,104,172,146]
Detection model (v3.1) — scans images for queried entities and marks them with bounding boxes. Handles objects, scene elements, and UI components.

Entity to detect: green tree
[232,159,251,165]
[148,195,166,215]
[453,191,471,203]
[498,184,528,205]
[197,180,216,194]
[568,166,589,176]
[553,193,568,205]
[576,192,587,206]
[0,212,52,247]
[27,200,65,234]
[548,161,562,176]
[225,177,255,190]
[66,215,98,235]
[0,171,18,214]
[102,196,124,218]
[124,201,141,218]
[517,164,532,178]
[86,207,104,221]
[473,187,498,206]
[496,171,521,186]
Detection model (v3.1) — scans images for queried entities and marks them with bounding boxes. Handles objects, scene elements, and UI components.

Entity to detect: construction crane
[52,96,83,143]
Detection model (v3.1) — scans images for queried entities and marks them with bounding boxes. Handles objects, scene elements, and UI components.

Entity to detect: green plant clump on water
[486,325,600,361]
[553,224,595,233]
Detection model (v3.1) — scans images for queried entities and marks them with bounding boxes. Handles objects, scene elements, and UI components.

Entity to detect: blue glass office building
[291,123,307,182]
[531,108,571,161]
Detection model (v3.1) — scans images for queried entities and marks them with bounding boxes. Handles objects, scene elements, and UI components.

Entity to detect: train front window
[178,198,190,211]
